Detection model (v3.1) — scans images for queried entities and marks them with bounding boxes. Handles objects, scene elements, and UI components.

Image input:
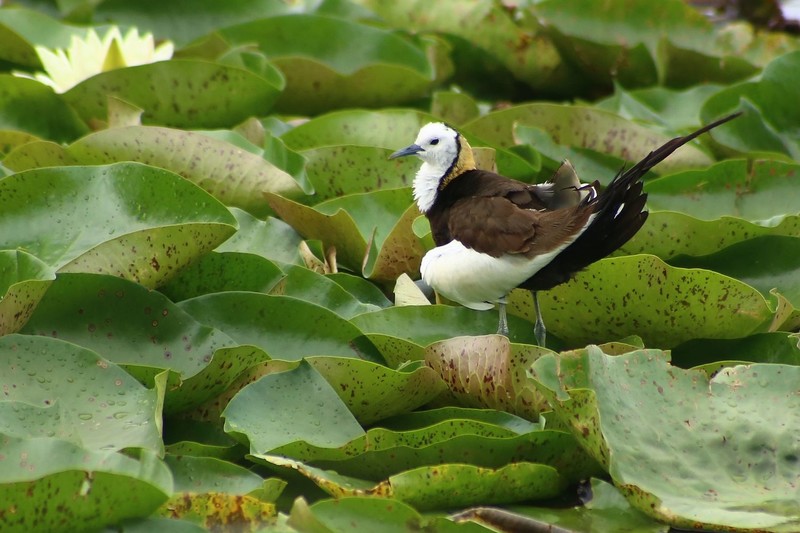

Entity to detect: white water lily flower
[27,26,174,93]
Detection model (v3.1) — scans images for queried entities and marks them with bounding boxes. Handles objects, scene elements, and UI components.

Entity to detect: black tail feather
[522,112,741,291]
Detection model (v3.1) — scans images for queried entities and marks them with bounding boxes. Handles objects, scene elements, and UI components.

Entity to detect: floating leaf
[65,126,308,216]
[223,361,365,453]
[0,163,237,287]
[531,347,800,532]
[289,496,488,533]
[19,273,274,414]
[0,250,55,335]
[270,266,380,319]
[63,60,284,128]
[0,334,163,453]
[463,103,717,175]
[264,456,564,512]
[178,292,379,361]
[219,15,435,114]
[645,159,800,222]
[532,0,756,87]
[512,255,774,348]
[620,211,800,260]
[305,357,446,425]
[469,478,668,533]
[0,75,88,142]
[672,332,800,368]
[0,439,171,532]
[702,50,800,159]
[424,335,551,418]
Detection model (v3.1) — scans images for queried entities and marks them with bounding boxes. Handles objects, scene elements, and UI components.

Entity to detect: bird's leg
[532,291,546,347]
[496,296,509,337]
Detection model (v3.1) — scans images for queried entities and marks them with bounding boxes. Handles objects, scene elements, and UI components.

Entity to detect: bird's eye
[430,139,439,146]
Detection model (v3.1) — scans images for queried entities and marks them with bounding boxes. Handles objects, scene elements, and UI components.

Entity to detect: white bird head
[391,122,475,213]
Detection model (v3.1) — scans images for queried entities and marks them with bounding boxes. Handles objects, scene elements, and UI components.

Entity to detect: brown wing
[446,195,595,259]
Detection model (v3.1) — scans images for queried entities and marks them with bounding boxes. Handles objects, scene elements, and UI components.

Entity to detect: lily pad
[270,266,381,319]
[424,335,551,419]
[20,273,278,414]
[0,75,88,142]
[0,250,55,335]
[215,208,303,266]
[0,163,237,287]
[514,255,774,348]
[531,347,800,532]
[178,292,379,361]
[62,59,284,128]
[158,252,285,302]
[702,50,800,159]
[669,235,800,311]
[0,334,163,453]
[360,0,573,93]
[223,360,365,453]
[263,456,564,511]
[645,159,800,223]
[671,332,800,368]
[219,15,435,114]
[620,211,800,261]
[463,103,718,175]
[65,126,308,216]
[532,0,756,87]
[0,438,171,532]
[305,357,446,425]
[289,496,489,533]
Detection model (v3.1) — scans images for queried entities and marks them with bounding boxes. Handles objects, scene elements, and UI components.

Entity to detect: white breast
[412,163,444,214]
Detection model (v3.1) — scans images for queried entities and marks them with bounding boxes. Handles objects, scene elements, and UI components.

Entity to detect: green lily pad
[263,456,564,511]
[178,292,379,361]
[2,140,78,171]
[0,8,84,66]
[352,305,540,348]
[671,332,800,368]
[93,0,294,47]
[223,360,365,453]
[289,496,489,533]
[219,15,435,114]
[300,144,419,203]
[0,130,40,156]
[280,109,437,151]
[531,347,800,532]
[159,252,285,302]
[595,83,726,131]
[645,159,800,222]
[164,419,244,461]
[267,188,423,281]
[263,408,600,485]
[270,266,380,319]
[463,103,718,175]
[702,50,800,159]
[216,208,303,266]
[19,273,276,414]
[64,126,308,216]
[423,335,551,419]
[0,438,171,532]
[476,478,668,533]
[164,455,264,494]
[360,0,573,93]
[305,357,446,425]
[0,250,55,335]
[0,334,163,453]
[513,255,774,348]
[0,163,237,287]
[620,211,800,260]
[532,0,756,87]
[63,59,284,129]
[669,235,800,311]
[0,75,88,142]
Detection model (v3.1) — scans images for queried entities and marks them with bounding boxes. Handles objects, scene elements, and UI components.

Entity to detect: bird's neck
[413,138,477,214]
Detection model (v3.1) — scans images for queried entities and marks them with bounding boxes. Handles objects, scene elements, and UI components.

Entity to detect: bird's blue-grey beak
[389,144,423,159]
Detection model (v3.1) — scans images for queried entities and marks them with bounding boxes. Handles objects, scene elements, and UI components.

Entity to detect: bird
[390,112,741,346]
